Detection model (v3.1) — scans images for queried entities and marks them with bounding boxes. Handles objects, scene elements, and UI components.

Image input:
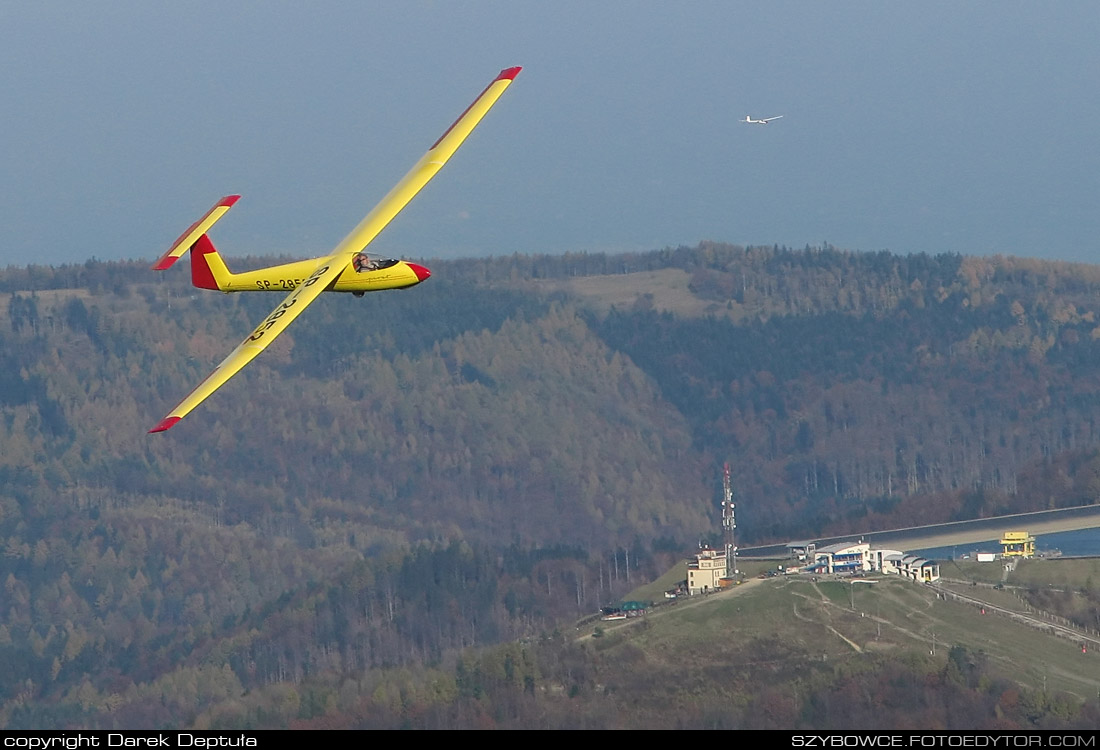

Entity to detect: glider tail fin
[189,234,235,291]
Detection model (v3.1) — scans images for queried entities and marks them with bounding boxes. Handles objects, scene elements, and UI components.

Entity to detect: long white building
[809,541,940,582]
[812,541,871,574]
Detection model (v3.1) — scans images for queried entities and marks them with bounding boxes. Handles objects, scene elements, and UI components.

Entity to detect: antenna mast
[722,462,738,577]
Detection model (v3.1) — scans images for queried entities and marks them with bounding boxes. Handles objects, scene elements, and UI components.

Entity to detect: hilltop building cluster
[685,540,941,595]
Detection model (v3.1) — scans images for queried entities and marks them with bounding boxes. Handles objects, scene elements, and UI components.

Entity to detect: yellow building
[1001,531,1035,558]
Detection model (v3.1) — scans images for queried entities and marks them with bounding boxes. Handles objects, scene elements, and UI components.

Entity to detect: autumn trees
[6,243,1100,725]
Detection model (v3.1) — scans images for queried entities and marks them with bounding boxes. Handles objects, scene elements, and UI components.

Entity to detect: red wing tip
[496,66,522,82]
[151,255,180,271]
[149,416,182,433]
[407,262,431,282]
[219,195,242,207]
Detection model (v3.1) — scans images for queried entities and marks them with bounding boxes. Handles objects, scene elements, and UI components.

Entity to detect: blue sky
[2,1,1098,268]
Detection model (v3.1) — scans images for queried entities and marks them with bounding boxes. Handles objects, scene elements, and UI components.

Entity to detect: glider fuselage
[196,256,430,294]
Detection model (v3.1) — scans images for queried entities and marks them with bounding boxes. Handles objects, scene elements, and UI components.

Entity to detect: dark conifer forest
[3,243,1100,727]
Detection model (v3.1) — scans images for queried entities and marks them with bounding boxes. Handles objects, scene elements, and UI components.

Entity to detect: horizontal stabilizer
[151,195,240,271]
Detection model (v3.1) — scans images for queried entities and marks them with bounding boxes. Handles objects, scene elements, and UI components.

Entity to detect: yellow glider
[149,66,521,433]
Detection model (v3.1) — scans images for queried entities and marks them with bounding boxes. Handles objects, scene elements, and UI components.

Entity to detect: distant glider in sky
[148,66,522,433]
[741,115,783,124]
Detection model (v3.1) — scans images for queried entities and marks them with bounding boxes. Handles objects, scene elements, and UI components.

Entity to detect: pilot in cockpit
[354,253,400,273]
[353,252,375,273]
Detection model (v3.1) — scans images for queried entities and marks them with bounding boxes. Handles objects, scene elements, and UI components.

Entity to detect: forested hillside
[577,245,1100,538]
[4,243,1100,727]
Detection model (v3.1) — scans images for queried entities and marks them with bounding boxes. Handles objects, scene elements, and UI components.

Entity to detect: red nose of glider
[407,262,431,282]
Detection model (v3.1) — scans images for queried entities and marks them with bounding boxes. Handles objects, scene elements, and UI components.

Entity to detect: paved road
[741,503,1100,558]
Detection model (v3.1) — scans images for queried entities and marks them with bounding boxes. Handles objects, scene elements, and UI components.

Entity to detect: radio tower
[722,462,738,577]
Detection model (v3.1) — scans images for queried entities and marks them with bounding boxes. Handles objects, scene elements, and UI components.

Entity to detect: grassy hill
[537,559,1100,729]
[235,558,1100,729]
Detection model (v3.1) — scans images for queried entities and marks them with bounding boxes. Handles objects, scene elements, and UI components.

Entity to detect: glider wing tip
[219,195,242,207]
[148,416,182,433]
[151,255,179,271]
[497,66,522,81]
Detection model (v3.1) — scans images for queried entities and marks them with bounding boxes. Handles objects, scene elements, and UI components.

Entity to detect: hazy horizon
[3,2,1098,268]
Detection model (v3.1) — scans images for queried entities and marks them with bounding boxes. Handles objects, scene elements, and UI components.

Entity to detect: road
[741,503,1100,558]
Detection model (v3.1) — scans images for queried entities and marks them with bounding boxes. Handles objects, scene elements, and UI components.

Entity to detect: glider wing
[148,259,341,432]
[326,66,521,259]
[149,66,521,432]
